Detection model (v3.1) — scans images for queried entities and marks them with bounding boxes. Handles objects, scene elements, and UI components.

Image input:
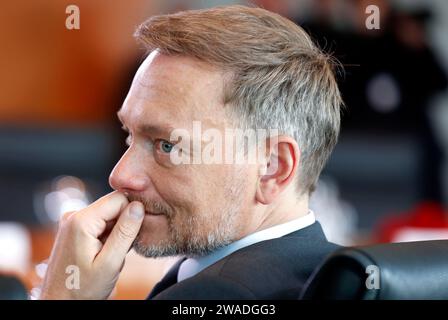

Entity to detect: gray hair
[135,4,343,194]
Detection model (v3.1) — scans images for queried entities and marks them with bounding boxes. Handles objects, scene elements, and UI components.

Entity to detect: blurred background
[1,0,448,299]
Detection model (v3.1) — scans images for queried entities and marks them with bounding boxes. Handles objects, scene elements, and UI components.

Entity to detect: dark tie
[146,257,187,299]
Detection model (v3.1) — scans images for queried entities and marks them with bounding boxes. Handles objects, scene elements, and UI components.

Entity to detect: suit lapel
[147,257,187,299]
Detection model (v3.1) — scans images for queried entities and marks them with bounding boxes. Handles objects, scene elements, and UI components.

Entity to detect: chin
[136,219,170,247]
[132,230,177,258]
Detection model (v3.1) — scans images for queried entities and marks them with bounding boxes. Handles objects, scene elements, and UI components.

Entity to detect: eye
[156,139,174,153]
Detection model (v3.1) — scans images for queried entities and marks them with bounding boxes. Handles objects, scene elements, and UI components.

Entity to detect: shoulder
[153,222,341,300]
[204,224,340,298]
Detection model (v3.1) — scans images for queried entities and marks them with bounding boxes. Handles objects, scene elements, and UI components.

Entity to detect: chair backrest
[300,240,448,299]
[0,274,28,300]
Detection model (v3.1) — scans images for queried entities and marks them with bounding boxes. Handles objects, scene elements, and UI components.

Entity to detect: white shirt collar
[177,210,316,282]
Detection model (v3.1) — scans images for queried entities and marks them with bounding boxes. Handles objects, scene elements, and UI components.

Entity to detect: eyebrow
[117,111,175,137]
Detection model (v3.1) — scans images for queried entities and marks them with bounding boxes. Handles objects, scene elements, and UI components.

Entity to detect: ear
[255,136,300,205]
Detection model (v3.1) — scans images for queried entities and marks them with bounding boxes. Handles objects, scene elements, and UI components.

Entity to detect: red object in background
[376,202,448,243]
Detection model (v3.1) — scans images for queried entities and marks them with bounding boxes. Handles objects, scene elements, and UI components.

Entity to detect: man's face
[109,51,258,257]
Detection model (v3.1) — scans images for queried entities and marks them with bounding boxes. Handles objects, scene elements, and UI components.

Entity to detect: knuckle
[58,211,77,230]
[61,210,76,222]
[62,211,85,232]
[116,223,135,240]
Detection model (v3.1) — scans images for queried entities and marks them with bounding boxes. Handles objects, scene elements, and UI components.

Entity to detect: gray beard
[131,211,238,258]
[131,167,246,258]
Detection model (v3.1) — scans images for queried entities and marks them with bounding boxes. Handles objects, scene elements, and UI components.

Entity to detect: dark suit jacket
[147,222,340,299]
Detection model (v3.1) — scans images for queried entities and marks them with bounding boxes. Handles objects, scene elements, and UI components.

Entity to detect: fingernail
[129,202,144,219]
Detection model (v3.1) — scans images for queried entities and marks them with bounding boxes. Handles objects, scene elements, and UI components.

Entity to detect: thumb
[95,201,144,271]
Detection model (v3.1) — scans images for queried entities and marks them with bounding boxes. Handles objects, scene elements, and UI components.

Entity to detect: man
[40,5,343,300]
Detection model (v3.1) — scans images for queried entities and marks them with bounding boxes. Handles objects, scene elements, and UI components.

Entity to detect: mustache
[126,194,173,216]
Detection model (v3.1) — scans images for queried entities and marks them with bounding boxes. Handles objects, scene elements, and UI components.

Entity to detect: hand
[39,191,144,299]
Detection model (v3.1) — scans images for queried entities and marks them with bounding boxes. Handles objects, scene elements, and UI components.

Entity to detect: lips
[145,210,164,216]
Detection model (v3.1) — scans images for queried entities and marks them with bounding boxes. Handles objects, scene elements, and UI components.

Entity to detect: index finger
[84,191,129,222]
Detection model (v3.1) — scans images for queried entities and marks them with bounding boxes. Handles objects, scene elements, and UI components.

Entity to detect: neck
[240,191,310,238]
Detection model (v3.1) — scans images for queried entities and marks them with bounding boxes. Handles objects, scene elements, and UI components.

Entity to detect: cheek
[196,166,246,216]
[151,163,247,217]
[156,165,202,204]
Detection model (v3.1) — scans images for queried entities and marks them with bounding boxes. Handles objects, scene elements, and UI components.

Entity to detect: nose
[109,149,150,194]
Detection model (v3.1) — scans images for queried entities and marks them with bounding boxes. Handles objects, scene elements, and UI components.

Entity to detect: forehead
[118,51,227,131]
